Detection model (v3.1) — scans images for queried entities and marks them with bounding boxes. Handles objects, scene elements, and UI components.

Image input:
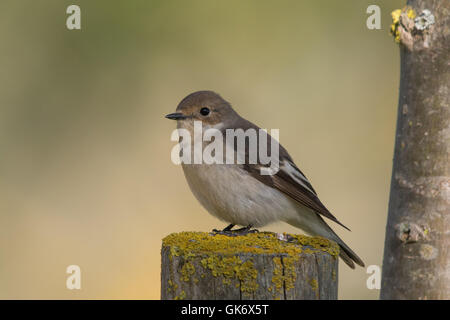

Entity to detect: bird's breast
[181,163,299,227]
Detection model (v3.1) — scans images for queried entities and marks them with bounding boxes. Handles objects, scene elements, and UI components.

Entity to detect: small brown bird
[166,91,364,268]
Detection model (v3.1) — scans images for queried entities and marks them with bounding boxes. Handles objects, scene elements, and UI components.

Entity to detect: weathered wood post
[161,231,339,300]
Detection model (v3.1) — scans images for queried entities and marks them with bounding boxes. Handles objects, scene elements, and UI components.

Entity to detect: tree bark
[381,0,450,299]
[161,232,338,300]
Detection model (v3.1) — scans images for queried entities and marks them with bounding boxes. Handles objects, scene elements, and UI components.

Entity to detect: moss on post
[161,231,339,300]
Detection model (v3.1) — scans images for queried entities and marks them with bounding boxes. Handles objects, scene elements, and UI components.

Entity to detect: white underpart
[182,163,291,227]
[181,163,336,243]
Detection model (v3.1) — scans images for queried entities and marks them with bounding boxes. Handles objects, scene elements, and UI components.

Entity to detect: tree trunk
[161,232,339,300]
[381,0,450,299]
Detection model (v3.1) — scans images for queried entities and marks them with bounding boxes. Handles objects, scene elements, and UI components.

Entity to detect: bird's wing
[229,117,350,230]
[243,158,350,231]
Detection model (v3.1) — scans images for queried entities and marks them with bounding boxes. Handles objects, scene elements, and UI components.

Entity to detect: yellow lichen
[174,290,186,300]
[390,9,402,43]
[162,231,339,257]
[390,7,416,43]
[272,257,284,291]
[200,254,258,295]
[180,261,195,282]
[309,278,318,291]
[391,9,401,23]
[271,256,297,297]
[309,278,319,299]
[407,8,416,19]
[282,257,296,290]
[162,231,339,299]
[236,260,258,294]
[166,279,178,293]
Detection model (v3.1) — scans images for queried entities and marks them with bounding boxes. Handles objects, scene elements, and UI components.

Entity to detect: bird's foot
[211,225,259,237]
[232,227,259,236]
[211,224,234,235]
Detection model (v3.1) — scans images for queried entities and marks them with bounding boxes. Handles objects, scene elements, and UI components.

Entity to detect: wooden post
[161,231,339,300]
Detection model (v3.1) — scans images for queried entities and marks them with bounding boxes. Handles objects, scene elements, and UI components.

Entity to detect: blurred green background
[0,0,404,299]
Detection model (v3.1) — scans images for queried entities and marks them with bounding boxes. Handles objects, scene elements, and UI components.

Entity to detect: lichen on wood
[161,231,339,300]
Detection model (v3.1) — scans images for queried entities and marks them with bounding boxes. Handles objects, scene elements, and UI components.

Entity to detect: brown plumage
[167,90,365,269]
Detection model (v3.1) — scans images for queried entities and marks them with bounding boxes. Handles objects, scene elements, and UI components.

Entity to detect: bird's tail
[286,214,365,269]
[322,220,365,269]
[335,236,365,269]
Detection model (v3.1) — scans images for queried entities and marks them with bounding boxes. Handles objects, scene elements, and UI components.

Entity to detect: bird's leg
[232,225,251,232]
[223,224,235,232]
[212,224,235,235]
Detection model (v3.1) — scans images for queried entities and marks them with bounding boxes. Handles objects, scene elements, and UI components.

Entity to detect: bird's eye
[200,107,210,116]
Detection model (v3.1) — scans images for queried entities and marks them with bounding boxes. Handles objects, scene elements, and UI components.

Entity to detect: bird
[165,90,364,269]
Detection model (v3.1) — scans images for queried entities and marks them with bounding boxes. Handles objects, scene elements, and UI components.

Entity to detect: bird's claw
[210,227,259,237]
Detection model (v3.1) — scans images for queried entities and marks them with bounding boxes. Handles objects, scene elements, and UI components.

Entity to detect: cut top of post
[162,231,340,258]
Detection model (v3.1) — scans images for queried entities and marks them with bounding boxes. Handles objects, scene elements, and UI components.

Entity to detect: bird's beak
[165,112,186,120]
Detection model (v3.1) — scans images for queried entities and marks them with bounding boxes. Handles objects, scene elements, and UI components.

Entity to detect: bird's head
[165,91,238,130]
